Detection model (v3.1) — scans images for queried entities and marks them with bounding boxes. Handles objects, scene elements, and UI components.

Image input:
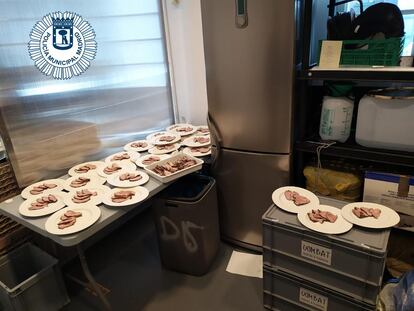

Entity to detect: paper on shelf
[226,250,263,278]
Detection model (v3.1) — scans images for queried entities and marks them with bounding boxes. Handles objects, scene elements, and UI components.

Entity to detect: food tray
[144,152,204,183]
[263,268,376,311]
[263,197,389,303]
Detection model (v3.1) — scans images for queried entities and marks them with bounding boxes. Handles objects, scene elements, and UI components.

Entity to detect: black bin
[153,174,220,276]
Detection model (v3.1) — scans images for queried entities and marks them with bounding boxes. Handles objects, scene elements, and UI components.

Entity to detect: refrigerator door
[201,0,295,153]
[212,148,290,248]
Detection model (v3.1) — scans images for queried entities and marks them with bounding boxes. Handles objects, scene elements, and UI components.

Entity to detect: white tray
[144,152,203,183]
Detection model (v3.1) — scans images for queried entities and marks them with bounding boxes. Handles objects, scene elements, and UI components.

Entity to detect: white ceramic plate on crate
[166,123,197,136]
[45,205,101,235]
[272,186,319,214]
[63,173,106,192]
[19,193,66,217]
[182,146,211,157]
[135,154,170,168]
[104,151,140,164]
[68,161,105,177]
[106,171,149,188]
[63,185,110,207]
[148,143,180,155]
[297,205,353,235]
[21,179,65,199]
[96,161,136,178]
[182,135,211,147]
[341,202,400,229]
[144,152,203,183]
[124,140,153,152]
[102,186,149,207]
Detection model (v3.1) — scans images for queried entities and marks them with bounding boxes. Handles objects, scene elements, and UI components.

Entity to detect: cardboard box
[363,171,414,216]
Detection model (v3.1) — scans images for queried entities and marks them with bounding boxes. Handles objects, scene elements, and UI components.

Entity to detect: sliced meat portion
[190,146,210,154]
[352,207,382,219]
[29,194,58,210]
[58,218,76,229]
[75,164,96,173]
[176,126,193,132]
[71,189,97,204]
[131,142,148,148]
[159,135,175,142]
[198,127,209,134]
[151,156,197,177]
[104,163,122,175]
[70,177,90,188]
[156,144,175,151]
[65,210,82,218]
[142,156,160,165]
[111,190,135,203]
[308,209,337,224]
[283,190,310,206]
[284,190,294,200]
[29,183,57,195]
[193,137,210,144]
[111,153,130,161]
[119,173,142,182]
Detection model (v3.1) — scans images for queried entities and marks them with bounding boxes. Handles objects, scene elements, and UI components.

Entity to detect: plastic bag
[393,270,414,311]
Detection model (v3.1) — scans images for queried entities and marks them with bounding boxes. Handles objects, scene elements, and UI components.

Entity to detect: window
[345,0,414,55]
[0,0,174,186]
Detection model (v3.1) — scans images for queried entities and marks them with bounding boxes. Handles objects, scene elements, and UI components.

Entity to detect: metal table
[0,173,168,310]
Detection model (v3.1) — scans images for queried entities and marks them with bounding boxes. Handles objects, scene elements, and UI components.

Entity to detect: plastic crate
[263,268,376,311]
[318,37,404,66]
[0,243,69,311]
[262,198,389,304]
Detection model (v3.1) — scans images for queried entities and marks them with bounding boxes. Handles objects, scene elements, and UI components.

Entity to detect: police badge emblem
[28,12,97,80]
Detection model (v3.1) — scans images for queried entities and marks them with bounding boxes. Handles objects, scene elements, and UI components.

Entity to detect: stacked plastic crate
[262,197,390,311]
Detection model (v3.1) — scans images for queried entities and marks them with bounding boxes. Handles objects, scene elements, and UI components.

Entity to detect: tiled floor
[61,209,263,311]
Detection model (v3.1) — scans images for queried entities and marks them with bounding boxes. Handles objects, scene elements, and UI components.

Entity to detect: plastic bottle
[319,96,354,143]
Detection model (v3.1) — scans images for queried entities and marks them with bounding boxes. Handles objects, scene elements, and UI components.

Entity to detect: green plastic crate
[318,37,404,66]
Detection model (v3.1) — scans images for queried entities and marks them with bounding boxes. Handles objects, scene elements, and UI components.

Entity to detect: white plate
[105,151,140,164]
[145,152,204,183]
[146,131,170,143]
[96,161,136,178]
[63,185,110,207]
[182,135,211,147]
[148,143,180,155]
[341,202,400,229]
[271,186,320,214]
[106,171,149,188]
[135,154,170,168]
[124,140,153,152]
[68,161,105,177]
[21,179,65,199]
[183,146,211,157]
[166,123,197,136]
[102,186,149,207]
[195,125,210,136]
[19,193,66,217]
[151,132,181,146]
[45,205,101,235]
[63,173,106,192]
[297,205,353,235]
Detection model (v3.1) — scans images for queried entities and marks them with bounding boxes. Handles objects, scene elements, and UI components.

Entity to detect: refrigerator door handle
[207,112,221,168]
[235,0,248,28]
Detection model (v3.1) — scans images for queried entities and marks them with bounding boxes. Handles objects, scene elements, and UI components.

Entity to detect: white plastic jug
[356,89,414,152]
[319,96,354,143]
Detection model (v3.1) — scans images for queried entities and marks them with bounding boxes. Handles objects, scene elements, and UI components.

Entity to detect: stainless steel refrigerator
[201,0,296,250]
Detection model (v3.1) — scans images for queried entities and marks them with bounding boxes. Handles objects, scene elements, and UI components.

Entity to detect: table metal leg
[76,245,112,310]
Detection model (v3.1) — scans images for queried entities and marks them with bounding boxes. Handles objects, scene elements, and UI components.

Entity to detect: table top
[0,172,167,247]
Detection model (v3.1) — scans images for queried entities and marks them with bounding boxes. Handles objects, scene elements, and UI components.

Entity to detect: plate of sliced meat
[195,125,210,136]
[68,161,105,177]
[145,152,203,183]
[63,173,106,191]
[19,193,66,217]
[102,187,149,207]
[297,205,353,235]
[107,171,149,188]
[64,185,110,207]
[96,161,136,178]
[45,205,101,235]
[166,123,197,136]
[272,186,319,214]
[151,133,181,146]
[105,151,140,164]
[148,143,180,155]
[182,135,211,147]
[183,146,211,157]
[341,202,400,229]
[124,140,153,152]
[21,179,65,199]
[135,154,170,168]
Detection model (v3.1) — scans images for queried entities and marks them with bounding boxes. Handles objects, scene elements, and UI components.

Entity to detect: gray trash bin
[153,174,220,276]
[0,243,69,311]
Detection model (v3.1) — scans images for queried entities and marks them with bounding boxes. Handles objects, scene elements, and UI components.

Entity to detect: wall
[163,0,209,125]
